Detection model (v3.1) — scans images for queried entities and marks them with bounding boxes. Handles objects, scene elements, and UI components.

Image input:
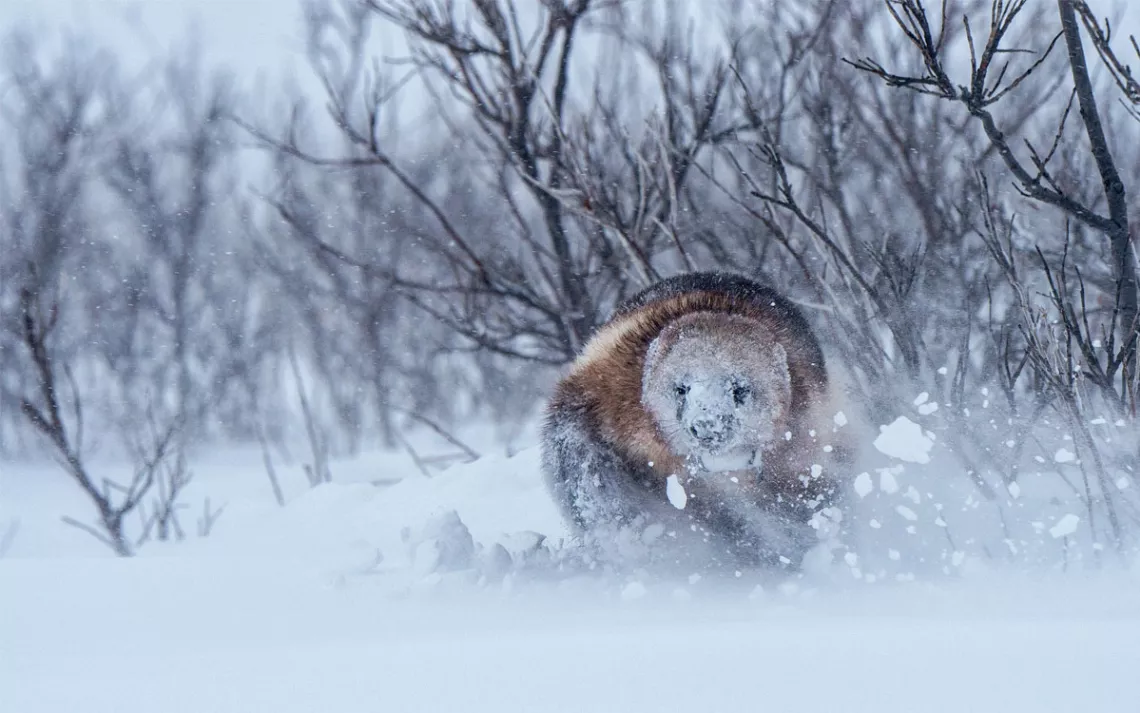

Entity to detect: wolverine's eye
[674,384,689,398]
[732,383,752,406]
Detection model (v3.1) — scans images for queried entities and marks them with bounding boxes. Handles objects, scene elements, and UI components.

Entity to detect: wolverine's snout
[688,413,736,448]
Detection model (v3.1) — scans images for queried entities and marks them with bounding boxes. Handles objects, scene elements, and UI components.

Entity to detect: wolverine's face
[641,313,792,472]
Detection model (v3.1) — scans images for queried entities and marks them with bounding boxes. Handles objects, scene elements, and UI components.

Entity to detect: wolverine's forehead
[569,299,781,388]
[649,313,775,365]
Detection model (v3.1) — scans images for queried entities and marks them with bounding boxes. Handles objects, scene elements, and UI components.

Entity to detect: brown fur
[542,272,854,568]
[551,289,836,497]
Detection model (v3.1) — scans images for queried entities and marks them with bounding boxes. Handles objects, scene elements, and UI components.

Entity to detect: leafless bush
[848,0,1136,391]
[244,0,767,366]
[0,31,241,550]
[755,0,1140,547]
[17,284,181,555]
[4,1,1138,560]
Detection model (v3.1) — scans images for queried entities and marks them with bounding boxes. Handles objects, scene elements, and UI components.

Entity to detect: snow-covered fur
[541,272,852,571]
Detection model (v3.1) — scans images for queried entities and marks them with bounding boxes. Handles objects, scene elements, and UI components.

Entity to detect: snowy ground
[3,427,1140,712]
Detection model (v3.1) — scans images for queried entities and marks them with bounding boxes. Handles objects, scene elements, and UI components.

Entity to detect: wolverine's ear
[640,334,665,401]
[643,333,666,375]
[767,342,792,394]
[769,342,789,376]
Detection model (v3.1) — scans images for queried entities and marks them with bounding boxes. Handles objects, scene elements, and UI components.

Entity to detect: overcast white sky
[3,0,1137,85]
[2,0,307,87]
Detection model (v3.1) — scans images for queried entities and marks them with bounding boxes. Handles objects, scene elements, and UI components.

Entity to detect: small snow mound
[1049,514,1080,539]
[1054,448,1076,464]
[497,530,548,561]
[404,510,475,575]
[874,417,934,464]
[620,581,648,601]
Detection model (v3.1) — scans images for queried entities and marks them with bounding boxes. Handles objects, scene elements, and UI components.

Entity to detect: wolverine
[540,271,851,570]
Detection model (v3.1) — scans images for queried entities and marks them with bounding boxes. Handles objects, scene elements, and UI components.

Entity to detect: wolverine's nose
[689,415,733,445]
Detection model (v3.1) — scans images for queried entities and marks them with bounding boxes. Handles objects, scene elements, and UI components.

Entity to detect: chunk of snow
[1054,448,1076,464]
[917,402,939,415]
[844,552,859,567]
[1116,477,1131,491]
[809,507,843,540]
[810,464,823,478]
[641,523,665,545]
[1049,514,1080,539]
[879,469,900,494]
[904,486,921,504]
[913,392,929,406]
[833,411,848,427]
[853,471,874,498]
[1007,482,1021,499]
[702,450,757,472]
[874,417,933,464]
[666,474,687,510]
[895,506,918,522]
